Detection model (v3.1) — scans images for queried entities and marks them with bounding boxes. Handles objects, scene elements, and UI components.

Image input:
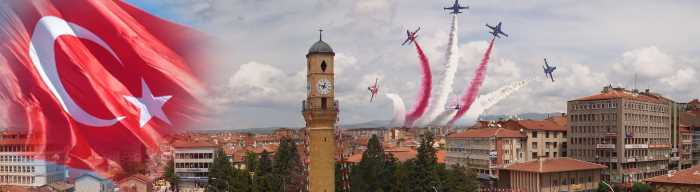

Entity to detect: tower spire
[319,28,323,41]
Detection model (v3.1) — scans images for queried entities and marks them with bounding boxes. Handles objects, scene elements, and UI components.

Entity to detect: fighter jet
[401,27,420,46]
[368,78,379,102]
[444,0,469,14]
[445,97,461,110]
[486,22,508,38]
[543,58,557,82]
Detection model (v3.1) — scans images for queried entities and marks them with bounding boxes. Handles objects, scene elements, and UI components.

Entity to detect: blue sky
[121,0,700,129]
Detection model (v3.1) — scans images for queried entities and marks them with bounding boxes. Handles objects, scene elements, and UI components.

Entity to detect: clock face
[317,79,332,95]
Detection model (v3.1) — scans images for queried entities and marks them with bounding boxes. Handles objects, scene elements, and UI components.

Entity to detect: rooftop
[447,127,525,139]
[573,86,668,104]
[645,165,700,185]
[501,157,607,173]
[504,116,568,132]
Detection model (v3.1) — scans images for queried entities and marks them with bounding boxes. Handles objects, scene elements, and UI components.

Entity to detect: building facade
[645,164,700,192]
[568,86,673,184]
[75,174,113,192]
[172,141,216,190]
[0,132,66,187]
[501,116,569,160]
[302,32,338,192]
[498,158,606,192]
[446,125,527,180]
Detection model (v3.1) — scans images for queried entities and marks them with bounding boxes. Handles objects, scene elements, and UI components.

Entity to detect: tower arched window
[321,61,327,72]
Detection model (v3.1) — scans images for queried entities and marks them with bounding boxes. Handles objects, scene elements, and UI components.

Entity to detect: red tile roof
[689,99,700,105]
[574,88,667,104]
[447,128,525,139]
[171,140,217,148]
[645,165,700,185]
[511,116,568,132]
[501,157,607,173]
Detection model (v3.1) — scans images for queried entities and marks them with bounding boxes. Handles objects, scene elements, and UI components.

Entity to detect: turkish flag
[0,0,208,178]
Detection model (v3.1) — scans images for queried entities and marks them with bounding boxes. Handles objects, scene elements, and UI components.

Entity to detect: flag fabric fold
[0,0,207,178]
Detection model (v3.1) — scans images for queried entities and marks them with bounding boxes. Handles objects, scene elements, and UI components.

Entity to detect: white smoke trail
[431,80,529,126]
[385,93,406,127]
[417,14,460,127]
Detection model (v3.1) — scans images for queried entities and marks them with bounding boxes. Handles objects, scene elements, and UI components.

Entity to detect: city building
[0,131,66,187]
[74,173,114,192]
[500,115,569,160]
[445,125,527,180]
[117,174,155,192]
[680,100,700,165]
[302,31,338,192]
[568,86,674,184]
[172,141,216,190]
[645,164,700,192]
[497,157,607,192]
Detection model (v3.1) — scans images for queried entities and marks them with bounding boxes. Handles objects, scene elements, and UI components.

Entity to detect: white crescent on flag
[28,16,125,127]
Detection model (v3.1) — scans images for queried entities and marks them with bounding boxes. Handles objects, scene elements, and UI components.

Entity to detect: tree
[350,135,386,192]
[245,152,258,173]
[439,164,478,192]
[631,182,653,192]
[408,131,440,192]
[596,182,611,192]
[272,138,304,192]
[164,158,180,192]
[255,150,274,192]
[207,148,238,192]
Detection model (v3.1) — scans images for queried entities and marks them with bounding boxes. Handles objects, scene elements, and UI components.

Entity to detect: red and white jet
[368,78,379,102]
[401,27,420,46]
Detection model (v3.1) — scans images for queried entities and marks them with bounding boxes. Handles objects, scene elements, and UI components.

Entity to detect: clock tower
[302,30,337,192]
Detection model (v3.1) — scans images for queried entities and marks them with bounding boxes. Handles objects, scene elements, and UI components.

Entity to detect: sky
[123,0,700,130]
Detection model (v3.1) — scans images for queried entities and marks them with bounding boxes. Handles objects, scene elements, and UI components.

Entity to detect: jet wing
[401,38,410,46]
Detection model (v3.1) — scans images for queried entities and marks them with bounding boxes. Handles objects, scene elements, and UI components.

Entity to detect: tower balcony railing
[302,100,339,112]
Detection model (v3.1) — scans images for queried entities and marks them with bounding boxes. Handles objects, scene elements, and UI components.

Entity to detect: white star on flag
[124,79,173,127]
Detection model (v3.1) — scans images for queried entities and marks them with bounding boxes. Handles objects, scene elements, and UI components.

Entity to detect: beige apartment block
[568,86,674,184]
[446,124,527,179]
[501,116,569,160]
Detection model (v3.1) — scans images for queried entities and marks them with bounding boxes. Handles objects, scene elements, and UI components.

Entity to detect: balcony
[302,100,339,112]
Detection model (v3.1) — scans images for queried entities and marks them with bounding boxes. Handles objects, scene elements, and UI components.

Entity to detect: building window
[532,131,538,138]
[532,142,538,149]
[532,152,537,158]
[545,152,549,157]
[321,61,327,72]
[546,131,550,138]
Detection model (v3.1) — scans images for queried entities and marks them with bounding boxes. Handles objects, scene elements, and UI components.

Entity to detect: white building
[172,141,217,191]
[0,132,66,187]
[74,173,113,192]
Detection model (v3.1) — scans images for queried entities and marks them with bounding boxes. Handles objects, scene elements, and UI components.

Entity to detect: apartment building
[0,131,66,187]
[501,116,569,160]
[568,86,673,184]
[172,141,217,190]
[446,123,527,180]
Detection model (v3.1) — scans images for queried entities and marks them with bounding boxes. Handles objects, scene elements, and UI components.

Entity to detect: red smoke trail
[404,41,432,127]
[447,37,496,127]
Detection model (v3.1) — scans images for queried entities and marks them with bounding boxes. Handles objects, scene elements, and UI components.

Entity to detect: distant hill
[477,112,565,121]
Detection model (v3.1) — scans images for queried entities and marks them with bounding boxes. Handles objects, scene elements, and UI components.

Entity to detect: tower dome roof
[308,40,334,54]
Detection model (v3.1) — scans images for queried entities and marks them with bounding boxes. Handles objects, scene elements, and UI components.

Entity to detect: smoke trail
[385,93,406,127]
[447,37,496,127]
[431,80,528,126]
[418,14,460,127]
[404,41,433,127]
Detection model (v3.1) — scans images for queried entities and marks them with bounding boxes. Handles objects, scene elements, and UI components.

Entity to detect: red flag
[0,0,207,178]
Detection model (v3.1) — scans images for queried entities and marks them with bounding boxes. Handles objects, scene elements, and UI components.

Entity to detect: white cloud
[614,46,674,78]
[127,0,700,129]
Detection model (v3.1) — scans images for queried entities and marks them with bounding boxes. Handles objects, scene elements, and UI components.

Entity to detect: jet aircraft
[543,58,557,82]
[486,22,508,38]
[444,0,469,14]
[401,27,420,46]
